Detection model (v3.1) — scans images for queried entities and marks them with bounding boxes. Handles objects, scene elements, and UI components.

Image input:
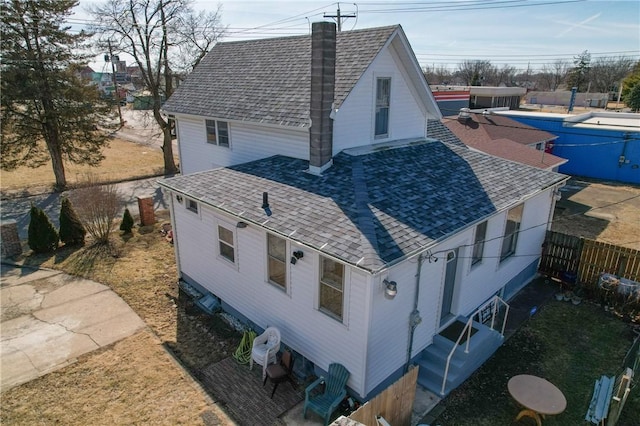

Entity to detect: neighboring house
[159,22,568,400]
[469,86,526,110]
[495,110,640,184]
[444,109,567,171]
[430,86,471,116]
[526,91,609,108]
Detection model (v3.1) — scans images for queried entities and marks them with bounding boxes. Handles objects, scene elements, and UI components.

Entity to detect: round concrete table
[508,374,566,426]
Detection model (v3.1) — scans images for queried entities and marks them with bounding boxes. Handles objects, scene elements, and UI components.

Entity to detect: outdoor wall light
[236,221,247,229]
[383,279,397,300]
[290,250,304,265]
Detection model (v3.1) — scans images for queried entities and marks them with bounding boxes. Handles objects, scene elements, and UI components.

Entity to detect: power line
[358,0,585,13]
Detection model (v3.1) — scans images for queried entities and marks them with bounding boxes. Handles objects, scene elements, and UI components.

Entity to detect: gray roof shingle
[162,26,399,127]
[160,140,567,272]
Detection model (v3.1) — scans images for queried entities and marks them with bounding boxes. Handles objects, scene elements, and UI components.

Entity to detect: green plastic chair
[303,363,350,426]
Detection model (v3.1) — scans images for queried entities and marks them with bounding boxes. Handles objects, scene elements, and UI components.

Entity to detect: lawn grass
[0,138,173,196]
[2,213,239,425]
[434,301,639,425]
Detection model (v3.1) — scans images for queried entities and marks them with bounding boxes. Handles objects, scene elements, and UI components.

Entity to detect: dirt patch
[0,329,230,425]
[552,178,640,250]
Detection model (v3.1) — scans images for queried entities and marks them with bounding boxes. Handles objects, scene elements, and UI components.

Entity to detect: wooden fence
[539,231,640,289]
[348,366,418,426]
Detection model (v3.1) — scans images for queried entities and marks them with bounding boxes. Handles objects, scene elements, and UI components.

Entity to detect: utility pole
[107,40,124,128]
[324,4,356,32]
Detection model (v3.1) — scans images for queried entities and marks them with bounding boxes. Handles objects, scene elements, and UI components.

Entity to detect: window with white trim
[187,199,198,213]
[471,221,487,266]
[218,225,235,263]
[375,77,391,138]
[267,234,287,290]
[319,256,344,320]
[205,119,230,147]
[500,204,523,262]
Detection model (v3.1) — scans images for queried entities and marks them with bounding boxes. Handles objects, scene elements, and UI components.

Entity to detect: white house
[159,22,568,400]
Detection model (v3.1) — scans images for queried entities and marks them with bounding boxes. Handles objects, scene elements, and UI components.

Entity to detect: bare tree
[423,65,453,85]
[91,0,225,175]
[589,56,635,94]
[456,60,494,86]
[68,174,122,245]
[539,60,569,91]
[493,65,516,87]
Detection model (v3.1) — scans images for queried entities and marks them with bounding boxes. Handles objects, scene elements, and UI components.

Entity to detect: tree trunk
[44,123,67,191]
[162,125,177,174]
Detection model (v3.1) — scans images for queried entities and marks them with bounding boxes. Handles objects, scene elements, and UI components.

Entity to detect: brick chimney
[309,21,336,175]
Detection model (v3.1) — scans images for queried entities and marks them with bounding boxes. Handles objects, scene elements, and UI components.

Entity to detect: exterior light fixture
[236,221,247,229]
[383,279,397,299]
[290,250,304,265]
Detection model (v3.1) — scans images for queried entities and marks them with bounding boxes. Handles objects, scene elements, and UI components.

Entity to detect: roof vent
[458,108,471,122]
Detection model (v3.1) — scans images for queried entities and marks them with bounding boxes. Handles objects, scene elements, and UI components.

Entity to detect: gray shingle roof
[162,26,399,127]
[427,119,466,147]
[160,140,567,272]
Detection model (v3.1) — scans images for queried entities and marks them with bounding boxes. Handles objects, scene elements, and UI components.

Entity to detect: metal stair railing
[440,295,509,395]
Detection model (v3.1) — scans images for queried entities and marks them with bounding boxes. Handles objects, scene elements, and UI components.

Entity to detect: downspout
[405,252,425,372]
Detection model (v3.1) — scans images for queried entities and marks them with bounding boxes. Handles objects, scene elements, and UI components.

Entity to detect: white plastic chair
[250,327,281,378]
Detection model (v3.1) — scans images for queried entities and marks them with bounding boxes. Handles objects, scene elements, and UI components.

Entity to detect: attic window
[375,77,391,138]
[205,119,230,148]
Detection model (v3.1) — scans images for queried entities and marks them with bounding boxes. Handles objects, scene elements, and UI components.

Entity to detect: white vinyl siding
[267,233,287,290]
[175,116,308,174]
[333,45,428,152]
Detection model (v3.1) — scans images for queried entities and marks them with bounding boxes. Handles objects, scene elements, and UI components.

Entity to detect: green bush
[28,204,59,253]
[59,197,86,245]
[119,208,134,233]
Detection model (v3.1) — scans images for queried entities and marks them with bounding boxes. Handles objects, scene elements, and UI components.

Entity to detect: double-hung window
[218,225,235,263]
[319,256,344,321]
[500,204,524,261]
[471,221,487,266]
[267,234,287,290]
[375,77,391,138]
[187,199,198,213]
[205,119,230,148]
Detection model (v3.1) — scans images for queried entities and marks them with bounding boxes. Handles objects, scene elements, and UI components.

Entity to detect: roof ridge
[215,24,400,47]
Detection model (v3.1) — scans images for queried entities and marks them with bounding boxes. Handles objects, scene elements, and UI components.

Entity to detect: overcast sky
[78,0,639,72]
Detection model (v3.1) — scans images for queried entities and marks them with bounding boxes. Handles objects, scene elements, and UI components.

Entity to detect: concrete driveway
[0,263,146,391]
